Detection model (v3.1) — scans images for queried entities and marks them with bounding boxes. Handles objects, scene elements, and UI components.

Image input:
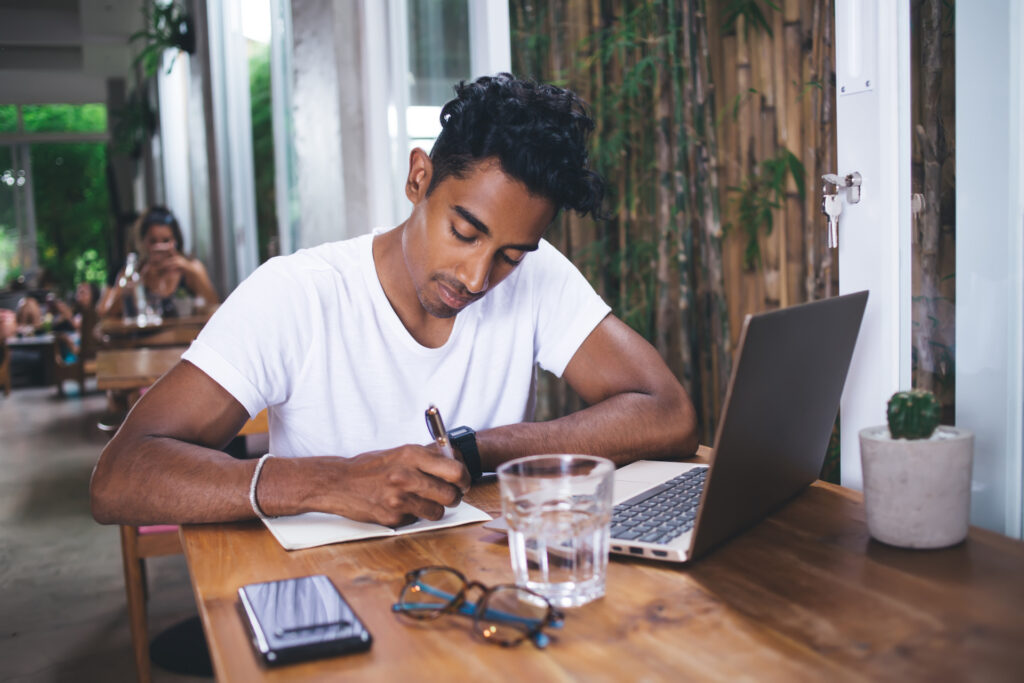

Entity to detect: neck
[372,225,454,348]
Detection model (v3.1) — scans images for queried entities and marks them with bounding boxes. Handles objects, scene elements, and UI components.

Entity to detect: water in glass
[505,495,611,608]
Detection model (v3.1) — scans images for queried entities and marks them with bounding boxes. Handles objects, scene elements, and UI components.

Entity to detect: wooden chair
[119,408,269,683]
[54,311,100,396]
[0,339,11,397]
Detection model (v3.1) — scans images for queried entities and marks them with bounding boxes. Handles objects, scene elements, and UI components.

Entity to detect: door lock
[822,171,862,204]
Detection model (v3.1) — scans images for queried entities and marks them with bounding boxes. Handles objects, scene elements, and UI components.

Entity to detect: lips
[437,281,478,310]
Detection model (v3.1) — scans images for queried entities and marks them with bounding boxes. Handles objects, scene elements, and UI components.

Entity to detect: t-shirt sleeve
[181,259,311,417]
[531,240,612,377]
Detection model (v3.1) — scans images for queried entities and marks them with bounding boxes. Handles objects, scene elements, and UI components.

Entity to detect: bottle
[120,252,149,325]
[134,277,149,326]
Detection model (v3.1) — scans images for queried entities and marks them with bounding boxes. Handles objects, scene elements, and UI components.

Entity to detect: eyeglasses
[391,566,564,648]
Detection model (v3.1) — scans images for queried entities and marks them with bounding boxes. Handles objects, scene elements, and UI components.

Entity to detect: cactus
[887,390,941,440]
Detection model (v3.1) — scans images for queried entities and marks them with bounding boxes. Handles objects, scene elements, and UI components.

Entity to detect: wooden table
[93,345,268,437]
[180,458,1024,682]
[94,346,187,391]
[98,310,214,348]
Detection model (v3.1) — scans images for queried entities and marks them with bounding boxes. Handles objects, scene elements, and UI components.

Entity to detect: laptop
[606,290,868,562]
[487,290,868,563]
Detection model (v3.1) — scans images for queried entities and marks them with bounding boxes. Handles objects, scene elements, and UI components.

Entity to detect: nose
[459,253,492,295]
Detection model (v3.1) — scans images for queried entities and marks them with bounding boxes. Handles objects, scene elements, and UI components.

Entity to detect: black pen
[425,405,456,460]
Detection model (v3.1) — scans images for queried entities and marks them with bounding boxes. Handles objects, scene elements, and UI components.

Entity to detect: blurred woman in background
[97,206,219,319]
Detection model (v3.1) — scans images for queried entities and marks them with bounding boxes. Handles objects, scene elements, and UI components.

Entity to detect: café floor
[0,382,207,682]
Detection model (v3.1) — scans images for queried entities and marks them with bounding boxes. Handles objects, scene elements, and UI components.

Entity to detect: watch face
[449,426,472,439]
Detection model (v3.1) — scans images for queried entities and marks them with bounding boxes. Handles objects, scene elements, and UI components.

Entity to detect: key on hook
[821,185,842,249]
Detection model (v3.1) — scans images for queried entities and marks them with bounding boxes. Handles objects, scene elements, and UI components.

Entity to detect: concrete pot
[859,425,974,549]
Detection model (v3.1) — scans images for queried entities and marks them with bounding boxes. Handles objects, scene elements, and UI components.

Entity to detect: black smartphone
[238,575,372,666]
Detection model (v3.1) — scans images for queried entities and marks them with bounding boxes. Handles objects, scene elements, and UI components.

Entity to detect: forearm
[96,285,124,318]
[89,430,461,526]
[475,388,698,471]
[91,434,259,525]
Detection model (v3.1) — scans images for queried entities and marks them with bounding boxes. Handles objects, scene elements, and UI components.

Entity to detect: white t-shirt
[182,231,611,458]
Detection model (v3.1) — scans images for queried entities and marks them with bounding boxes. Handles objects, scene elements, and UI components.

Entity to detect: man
[90,74,698,528]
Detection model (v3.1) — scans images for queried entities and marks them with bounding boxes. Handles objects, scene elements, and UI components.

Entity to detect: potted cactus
[859,390,974,549]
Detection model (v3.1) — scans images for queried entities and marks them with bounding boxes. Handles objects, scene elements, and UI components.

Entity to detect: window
[0,104,110,291]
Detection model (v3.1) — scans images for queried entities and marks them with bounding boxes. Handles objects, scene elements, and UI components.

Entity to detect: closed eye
[499,250,526,266]
[450,225,475,243]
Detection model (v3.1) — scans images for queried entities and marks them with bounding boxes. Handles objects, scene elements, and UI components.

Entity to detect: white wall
[158,51,194,253]
[290,0,351,247]
[956,1,1024,538]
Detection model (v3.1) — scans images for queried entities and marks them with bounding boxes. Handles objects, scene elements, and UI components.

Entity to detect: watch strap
[447,426,482,481]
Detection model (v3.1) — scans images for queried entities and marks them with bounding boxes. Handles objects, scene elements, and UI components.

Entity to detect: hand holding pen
[426,405,472,495]
[425,405,455,460]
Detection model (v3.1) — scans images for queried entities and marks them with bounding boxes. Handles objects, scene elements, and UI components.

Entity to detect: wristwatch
[447,425,482,481]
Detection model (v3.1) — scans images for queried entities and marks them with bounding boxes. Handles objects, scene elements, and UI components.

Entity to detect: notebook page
[262,502,492,550]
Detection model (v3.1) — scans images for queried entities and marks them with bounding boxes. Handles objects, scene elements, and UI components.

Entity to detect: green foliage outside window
[0,106,16,133]
[75,248,107,286]
[21,104,107,133]
[249,44,277,263]
[0,228,17,285]
[0,103,111,292]
[31,141,109,291]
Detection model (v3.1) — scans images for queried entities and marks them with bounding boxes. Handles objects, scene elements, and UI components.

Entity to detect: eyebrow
[453,205,539,253]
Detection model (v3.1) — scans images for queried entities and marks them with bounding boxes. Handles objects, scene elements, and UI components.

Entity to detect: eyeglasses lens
[398,567,465,618]
[476,586,550,646]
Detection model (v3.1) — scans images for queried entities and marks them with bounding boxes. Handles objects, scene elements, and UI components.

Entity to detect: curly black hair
[427,73,605,219]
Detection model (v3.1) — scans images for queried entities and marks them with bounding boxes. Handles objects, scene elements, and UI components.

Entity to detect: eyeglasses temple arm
[398,582,553,630]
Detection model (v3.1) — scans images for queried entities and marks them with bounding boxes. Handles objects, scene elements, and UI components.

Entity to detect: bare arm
[90,361,468,526]
[96,271,126,319]
[471,315,698,470]
[178,257,220,305]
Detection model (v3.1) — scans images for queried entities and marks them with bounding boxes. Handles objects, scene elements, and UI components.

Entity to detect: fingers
[383,454,465,510]
[418,446,473,493]
[334,446,470,526]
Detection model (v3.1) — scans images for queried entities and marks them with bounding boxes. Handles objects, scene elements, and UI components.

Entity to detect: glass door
[835,0,1024,538]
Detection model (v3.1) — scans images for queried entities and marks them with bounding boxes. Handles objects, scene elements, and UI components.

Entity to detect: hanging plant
[110,87,157,159]
[130,1,196,77]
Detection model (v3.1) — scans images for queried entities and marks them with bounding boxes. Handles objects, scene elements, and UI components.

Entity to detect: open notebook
[262,501,492,551]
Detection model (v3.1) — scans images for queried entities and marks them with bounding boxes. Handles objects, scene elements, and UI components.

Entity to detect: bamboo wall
[511,0,837,444]
[709,0,837,333]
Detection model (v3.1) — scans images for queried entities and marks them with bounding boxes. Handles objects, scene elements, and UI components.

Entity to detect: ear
[405,148,433,203]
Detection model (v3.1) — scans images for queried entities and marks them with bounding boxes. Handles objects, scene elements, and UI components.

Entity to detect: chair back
[80,308,100,361]
[0,339,10,396]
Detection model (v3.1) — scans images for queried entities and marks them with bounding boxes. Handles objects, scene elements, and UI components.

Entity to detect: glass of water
[496,454,615,608]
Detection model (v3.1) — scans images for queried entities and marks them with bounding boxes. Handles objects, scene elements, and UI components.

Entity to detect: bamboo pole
[655,5,675,370]
[914,0,942,393]
[692,0,732,419]
[816,0,836,298]
[772,6,789,308]
[803,0,821,301]
[783,14,804,305]
[669,0,697,397]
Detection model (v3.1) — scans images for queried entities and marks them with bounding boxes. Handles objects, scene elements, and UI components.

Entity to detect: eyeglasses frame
[392,565,564,648]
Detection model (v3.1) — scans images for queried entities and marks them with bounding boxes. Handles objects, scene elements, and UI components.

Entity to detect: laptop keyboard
[610,467,708,545]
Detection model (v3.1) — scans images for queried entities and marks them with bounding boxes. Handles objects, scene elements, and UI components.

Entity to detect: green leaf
[785,149,806,199]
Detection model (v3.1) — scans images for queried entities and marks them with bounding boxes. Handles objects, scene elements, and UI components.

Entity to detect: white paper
[262,502,493,550]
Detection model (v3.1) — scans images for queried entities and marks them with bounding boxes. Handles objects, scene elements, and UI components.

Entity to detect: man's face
[402,156,556,319]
